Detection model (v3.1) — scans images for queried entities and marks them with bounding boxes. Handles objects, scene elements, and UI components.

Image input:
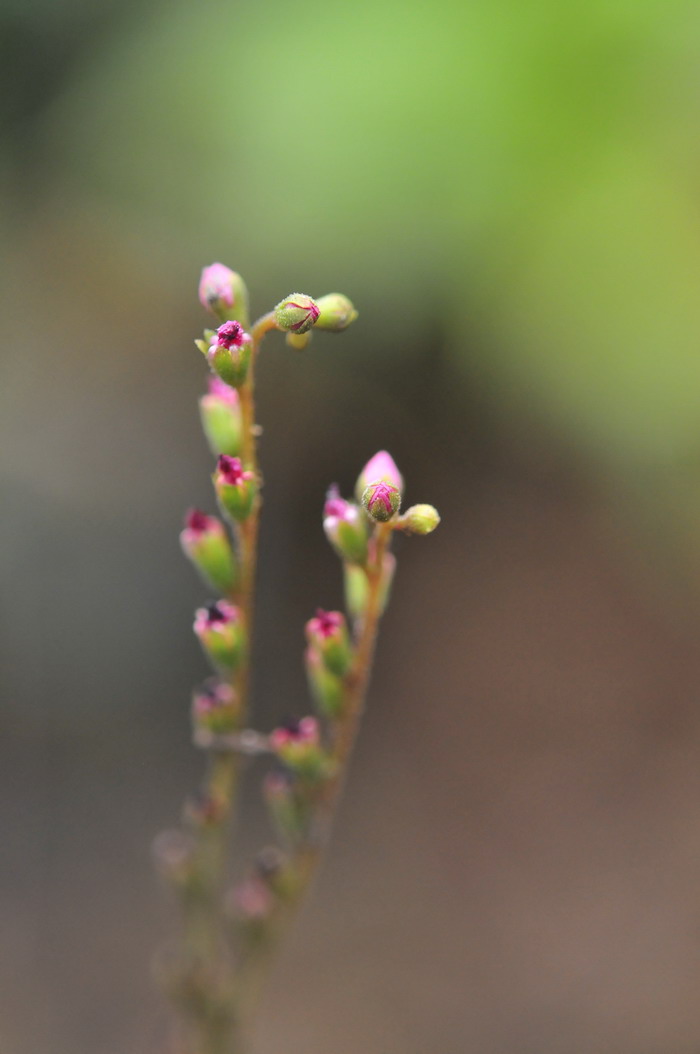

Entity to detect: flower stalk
[154,265,439,1054]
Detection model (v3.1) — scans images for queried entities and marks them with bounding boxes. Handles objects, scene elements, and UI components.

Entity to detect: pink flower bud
[214,455,256,522]
[193,600,246,671]
[273,293,320,334]
[362,480,401,522]
[269,717,327,778]
[180,509,238,593]
[305,646,345,717]
[199,377,243,457]
[213,320,251,350]
[355,450,404,501]
[191,678,240,735]
[307,609,343,638]
[305,609,352,677]
[207,322,253,388]
[322,485,368,564]
[199,263,236,309]
[206,375,239,404]
[198,263,250,325]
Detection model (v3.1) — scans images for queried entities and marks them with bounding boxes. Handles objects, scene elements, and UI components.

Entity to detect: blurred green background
[3,1,700,1052]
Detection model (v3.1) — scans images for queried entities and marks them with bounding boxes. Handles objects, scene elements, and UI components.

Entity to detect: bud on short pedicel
[305,647,344,718]
[214,455,256,522]
[362,480,401,522]
[399,504,441,535]
[191,679,240,735]
[355,451,404,502]
[180,508,238,594]
[193,600,246,671]
[207,321,252,388]
[269,717,327,780]
[344,552,396,619]
[264,770,308,844]
[323,486,368,564]
[314,293,358,332]
[274,294,320,334]
[199,376,243,457]
[199,263,250,325]
[305,609,352,677]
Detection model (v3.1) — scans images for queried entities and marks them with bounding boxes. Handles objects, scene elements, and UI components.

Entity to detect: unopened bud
[269,717,328,780]
[305,646,344,718]
[314,293,358,332]
[180,508,238,594]
[214,455,256,522]
[207,321,252,388]
[362,480,401,522]
[263,770,309,844]
[344,553,396,619]
[193,600,246,671]
[191,679,240,735]
[199,376,243,457]
[273,293,319,334]
[198,263,250,325]
[323,486,368,564]
[355,450,404,501]
[398,503,441,535]
[305,609,352,677]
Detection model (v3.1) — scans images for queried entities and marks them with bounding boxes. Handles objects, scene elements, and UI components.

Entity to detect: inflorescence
[154,263,440,1054]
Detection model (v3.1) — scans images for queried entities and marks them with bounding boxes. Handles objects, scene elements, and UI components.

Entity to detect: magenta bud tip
[216,455,253,487]
[362,480,401,521]
[199,263,236,311]
[214,320,251,350]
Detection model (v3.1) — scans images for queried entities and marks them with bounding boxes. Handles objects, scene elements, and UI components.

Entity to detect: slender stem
[233,523,392,1032]
[175,317,278,1054]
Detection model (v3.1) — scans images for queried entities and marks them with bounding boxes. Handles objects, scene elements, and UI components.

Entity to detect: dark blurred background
[3,1,700,1052]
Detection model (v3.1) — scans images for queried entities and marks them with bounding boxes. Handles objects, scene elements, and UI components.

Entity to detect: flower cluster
[154,261,440,1054]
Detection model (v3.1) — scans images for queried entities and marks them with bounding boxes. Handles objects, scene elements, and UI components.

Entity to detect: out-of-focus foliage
[33,0,700,467]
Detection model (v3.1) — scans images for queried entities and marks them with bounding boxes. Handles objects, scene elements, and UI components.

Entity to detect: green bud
[180,509,239,594]
[305,647,345,717]
[269,717,331,782]
[263,771,310,845]
[314,293,358,332]
[214,456,257,522]
[305,610,353,678]
[323,487,368,564]
[344,555,396,619]
[191,680,241,736]
[199,263,250,327]
[273,293,320,334]
[193,601,247,672]
[344,563,368,621]
[208,340,252,389]
[398,504,441,535]
[362,481,401,522]
[199,377,243,458]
